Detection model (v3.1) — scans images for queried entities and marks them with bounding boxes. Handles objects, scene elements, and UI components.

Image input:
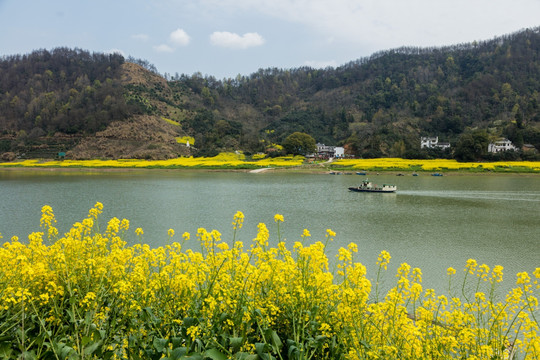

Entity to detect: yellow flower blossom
[377,250,391,270]
[232,211,245,230]
[465,259,478,274]
[1,203,537,360]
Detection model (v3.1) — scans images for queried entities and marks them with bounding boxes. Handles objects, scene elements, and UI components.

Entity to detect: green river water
[1,169,538,292]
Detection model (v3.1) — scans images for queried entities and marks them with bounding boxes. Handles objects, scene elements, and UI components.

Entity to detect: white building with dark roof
[421,136,451,150]
[488,138,518,153]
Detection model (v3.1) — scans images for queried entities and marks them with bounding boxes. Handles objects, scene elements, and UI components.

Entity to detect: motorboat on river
[348,179,397,193]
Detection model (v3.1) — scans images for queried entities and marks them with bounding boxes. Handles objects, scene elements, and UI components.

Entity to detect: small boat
[356,171,367,175]
[431,173,444,176]
[349,179,397,193]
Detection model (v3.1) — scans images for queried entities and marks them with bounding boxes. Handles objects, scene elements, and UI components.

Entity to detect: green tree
[454,130,489,161]
[282,132,316,155]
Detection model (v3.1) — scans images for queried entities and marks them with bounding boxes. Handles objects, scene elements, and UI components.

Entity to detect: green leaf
[229,336,243,352]
[183,317,197,327]
[21,350,37,360]
[81,335,92,347]
[171,337,184,349]
[84,340,103,355]
[204,348,227,360]
[255,343,273,360]
[154,338,169,352]
[170,347,188,360]
[265,329,282,351]
[235,353,259,360]
[180,354,203,360]
[0,342,13,358]
[287,345,299,358]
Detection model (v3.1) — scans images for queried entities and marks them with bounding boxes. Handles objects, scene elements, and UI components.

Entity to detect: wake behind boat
[348,179,397,193]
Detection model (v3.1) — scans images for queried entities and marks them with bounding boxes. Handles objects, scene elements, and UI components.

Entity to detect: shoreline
[1,156,539,175]
[1,164,538,176]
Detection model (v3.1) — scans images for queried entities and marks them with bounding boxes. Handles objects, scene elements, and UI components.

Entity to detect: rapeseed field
[0,204,538,359]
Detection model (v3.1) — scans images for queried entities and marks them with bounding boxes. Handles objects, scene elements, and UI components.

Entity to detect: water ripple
[398,190,540,202]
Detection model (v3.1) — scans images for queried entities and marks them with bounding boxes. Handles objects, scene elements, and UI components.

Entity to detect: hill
[1,28,540,160]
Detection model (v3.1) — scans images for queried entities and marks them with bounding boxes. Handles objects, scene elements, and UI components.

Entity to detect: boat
[431,172,444,176]
[356,171,367,175]
[348,179,397,193]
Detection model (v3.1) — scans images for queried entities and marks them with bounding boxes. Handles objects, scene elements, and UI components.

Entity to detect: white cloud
[304,60,337,69]
[154,44,174,53]
[199,0,540,52]
[170,28,190,46]
[210,31,265,49]
[132,33,150,42]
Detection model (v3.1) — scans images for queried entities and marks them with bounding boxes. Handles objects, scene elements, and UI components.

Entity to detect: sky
[1,0,539,80]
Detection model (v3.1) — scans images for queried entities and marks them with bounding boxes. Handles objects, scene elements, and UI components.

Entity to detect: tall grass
[0,204,538,359]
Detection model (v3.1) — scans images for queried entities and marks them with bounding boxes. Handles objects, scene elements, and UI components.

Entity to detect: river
[1,168,538,292]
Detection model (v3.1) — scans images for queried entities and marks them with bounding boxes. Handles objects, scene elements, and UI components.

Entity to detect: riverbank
[1,156,539,174]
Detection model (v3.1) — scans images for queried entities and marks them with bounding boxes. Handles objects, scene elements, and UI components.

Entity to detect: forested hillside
[1,27,539,160]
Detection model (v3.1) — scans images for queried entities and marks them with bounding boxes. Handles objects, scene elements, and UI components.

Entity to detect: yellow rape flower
[347,242,358,253]
[516,271,530,285]
[254,223,269,247]
[120,218,130,230]
[491,265,504,283]
[274,214,284,223]
[377,250,391,270]
[465,259,477,274]
[186,326,201,341]
[232,211,245,230]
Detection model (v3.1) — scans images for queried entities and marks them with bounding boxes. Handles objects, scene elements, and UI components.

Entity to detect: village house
[315,143,345,158]
[488,138,518,153]
[420,136,451,150]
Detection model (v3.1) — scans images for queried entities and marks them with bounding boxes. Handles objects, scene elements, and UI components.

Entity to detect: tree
[454,130,489,161]
[282,132,316,155]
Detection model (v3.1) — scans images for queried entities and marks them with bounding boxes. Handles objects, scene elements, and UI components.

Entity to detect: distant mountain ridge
[1,27,539,160]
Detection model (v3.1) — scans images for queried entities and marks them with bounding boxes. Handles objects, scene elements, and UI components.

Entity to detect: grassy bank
[1,154,539,173]
[0,204,538,359]
[329,158,540,173]
[0,153,305,170]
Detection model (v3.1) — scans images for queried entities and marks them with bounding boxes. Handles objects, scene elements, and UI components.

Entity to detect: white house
[421,136,451,150]
[488,138,518,153]
[315,143,344,158]
[421,136,438,149]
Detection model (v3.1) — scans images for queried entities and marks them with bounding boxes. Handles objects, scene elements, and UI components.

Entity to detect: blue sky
[1,0,539,80]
